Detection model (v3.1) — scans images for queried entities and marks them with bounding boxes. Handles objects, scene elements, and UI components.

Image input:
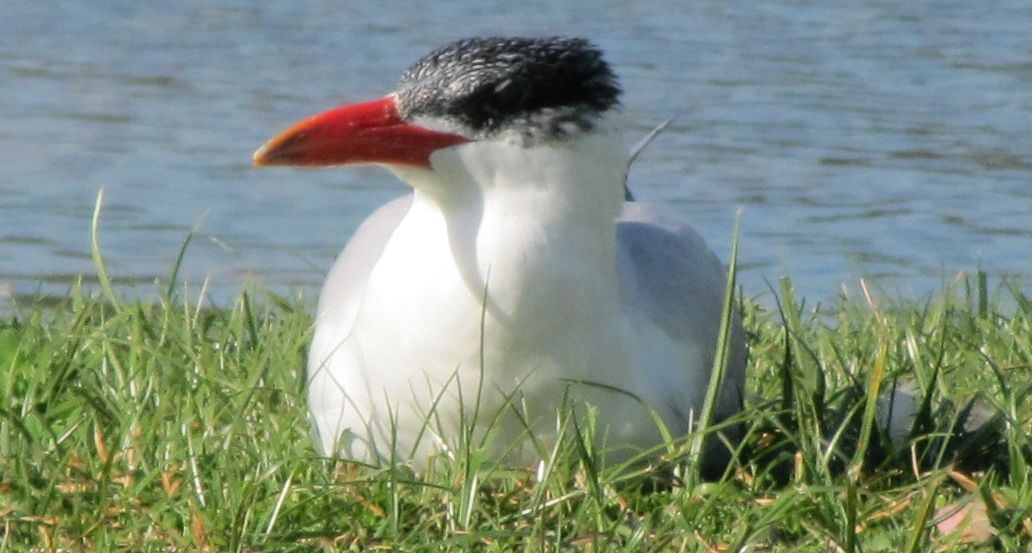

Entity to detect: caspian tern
[254,37,746,470]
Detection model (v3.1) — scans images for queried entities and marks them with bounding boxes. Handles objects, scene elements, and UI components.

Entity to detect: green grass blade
[90,188,119,310]
[688,209,740,485]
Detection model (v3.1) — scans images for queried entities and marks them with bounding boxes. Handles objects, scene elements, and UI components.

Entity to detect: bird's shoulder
[315,194,413,321]
[615,202,728,344]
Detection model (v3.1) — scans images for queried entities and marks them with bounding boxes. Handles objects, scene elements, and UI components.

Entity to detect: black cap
[396,37,621,140]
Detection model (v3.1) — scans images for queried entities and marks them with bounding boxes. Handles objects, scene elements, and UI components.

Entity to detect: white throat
[386,118,629,321]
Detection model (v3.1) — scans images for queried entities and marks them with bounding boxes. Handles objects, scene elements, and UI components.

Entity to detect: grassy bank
[1,277,1030,551]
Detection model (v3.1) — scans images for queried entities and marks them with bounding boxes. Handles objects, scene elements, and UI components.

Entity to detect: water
[2,1,1030,309]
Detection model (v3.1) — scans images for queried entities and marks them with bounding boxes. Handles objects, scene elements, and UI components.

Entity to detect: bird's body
[255,37,745,469]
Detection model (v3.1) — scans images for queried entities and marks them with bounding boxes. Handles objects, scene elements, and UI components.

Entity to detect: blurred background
[2,1,1029,308]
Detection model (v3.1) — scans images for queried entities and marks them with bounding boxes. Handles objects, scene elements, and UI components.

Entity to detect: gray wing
[615,202,747,420]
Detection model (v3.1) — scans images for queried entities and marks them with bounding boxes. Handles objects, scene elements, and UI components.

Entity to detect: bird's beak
[253,96,468,168]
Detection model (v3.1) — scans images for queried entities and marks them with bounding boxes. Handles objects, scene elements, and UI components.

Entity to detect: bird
[253,36,746,471]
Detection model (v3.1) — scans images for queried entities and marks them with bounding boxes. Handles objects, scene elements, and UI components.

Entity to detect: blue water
[2,1,1030,308]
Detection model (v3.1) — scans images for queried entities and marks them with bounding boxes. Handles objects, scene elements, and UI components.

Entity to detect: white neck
[387,120,628,324]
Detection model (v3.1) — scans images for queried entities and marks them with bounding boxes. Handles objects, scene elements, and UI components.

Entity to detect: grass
[1,274,1029,552]
[0,194,1029,551]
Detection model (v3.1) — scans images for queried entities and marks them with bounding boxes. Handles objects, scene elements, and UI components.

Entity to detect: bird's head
[253,37,622,176]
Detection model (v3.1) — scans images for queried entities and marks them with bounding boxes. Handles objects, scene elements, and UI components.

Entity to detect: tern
[254,37,746,470]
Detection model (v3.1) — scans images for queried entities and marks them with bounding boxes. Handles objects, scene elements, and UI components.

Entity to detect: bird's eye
[462,78,522,122]
[492,78,517,105]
